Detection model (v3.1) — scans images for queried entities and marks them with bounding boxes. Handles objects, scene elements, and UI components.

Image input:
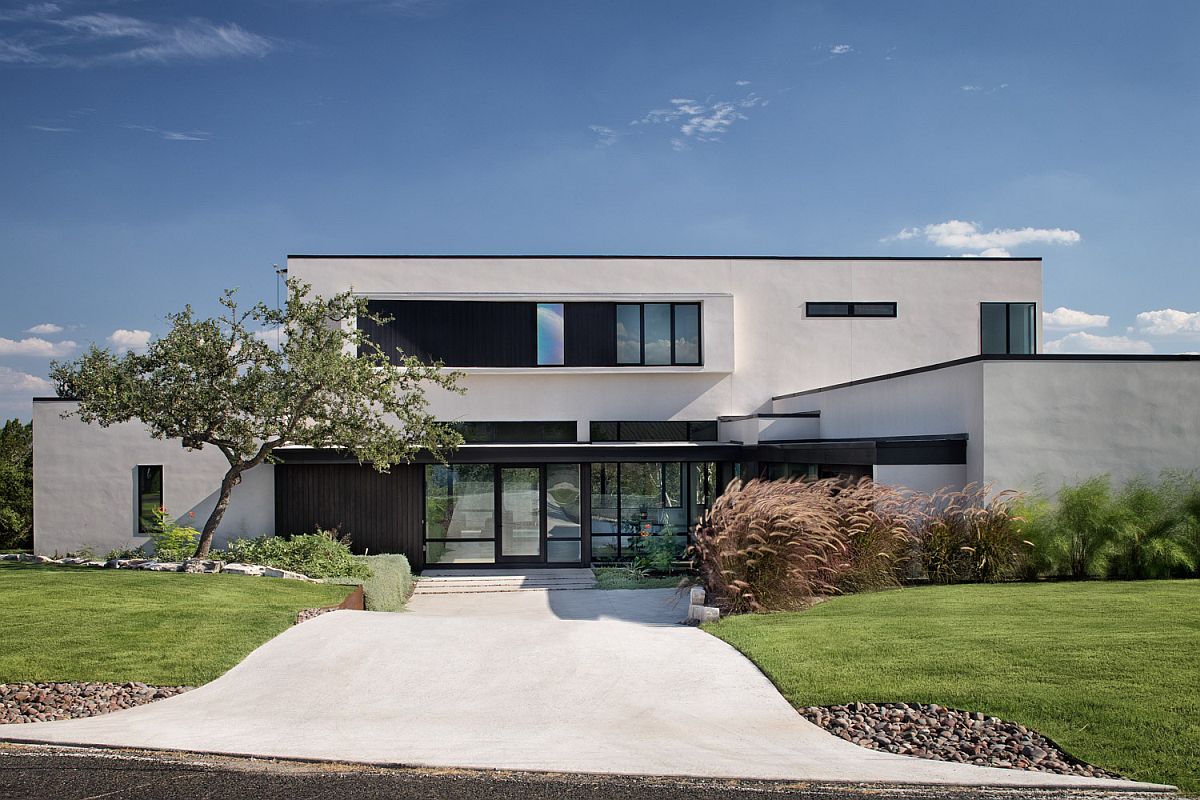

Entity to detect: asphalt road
[0,745,1181,800]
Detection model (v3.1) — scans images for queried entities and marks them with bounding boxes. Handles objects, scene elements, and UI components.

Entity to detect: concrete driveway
[0,587,1171,791]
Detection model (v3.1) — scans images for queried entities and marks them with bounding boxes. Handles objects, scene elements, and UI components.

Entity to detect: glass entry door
[499,467,542,561]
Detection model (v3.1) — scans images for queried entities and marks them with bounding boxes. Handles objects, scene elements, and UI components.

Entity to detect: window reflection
[616,304,641,364]
[643,304,672,364]
[536,303,564,366]
[673,304,700,363]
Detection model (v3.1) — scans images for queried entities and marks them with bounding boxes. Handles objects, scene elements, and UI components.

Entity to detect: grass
[592,566,689,590]
[706,580,1200,793]
[0,562,352,686]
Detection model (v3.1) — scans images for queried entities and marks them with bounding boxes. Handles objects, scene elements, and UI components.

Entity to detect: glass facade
[546,463,582,562]
[981,302,1036,355]
[425,464,496,564]
[590,461,717,562]
[613,303,702,366]
[536,303,565,366]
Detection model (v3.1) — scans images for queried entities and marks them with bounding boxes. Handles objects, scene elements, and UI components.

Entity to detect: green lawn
[706,581,1200,793]
[0,562,351,686]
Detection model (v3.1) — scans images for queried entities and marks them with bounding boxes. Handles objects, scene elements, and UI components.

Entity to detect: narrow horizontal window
[806,302,897,318]
[451,421,576,443]
[589,421,719,442]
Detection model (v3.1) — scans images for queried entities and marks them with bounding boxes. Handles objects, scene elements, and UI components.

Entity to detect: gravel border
[1,683,192,725]
[800,702,1123,780]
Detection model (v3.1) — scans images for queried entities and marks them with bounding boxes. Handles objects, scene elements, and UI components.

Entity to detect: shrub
[625,521,686,573]
[690,477,914,613]
[326,554,413,611]
[1107,477,1197,579]
[146,507,201,561]
[914,484,1030,584]
[1054,476,1122,578]
[215,529,369,579]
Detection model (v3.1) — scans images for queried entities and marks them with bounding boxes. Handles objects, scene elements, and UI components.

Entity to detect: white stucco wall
[981,360,1200,494]
[873,464,969,494]
[288,256,1041,425]
[770,361,988,486]
[33,401,274,557]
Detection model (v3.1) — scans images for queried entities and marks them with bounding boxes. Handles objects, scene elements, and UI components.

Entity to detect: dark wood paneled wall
[274,464,424,568]
[361,300,536,367]
[564,302,616,366]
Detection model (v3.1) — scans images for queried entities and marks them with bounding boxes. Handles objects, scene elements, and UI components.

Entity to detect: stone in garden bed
[799,702,1124,780]
[0,682,192,725]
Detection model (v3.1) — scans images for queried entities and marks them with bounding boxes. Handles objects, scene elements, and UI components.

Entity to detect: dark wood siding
[274,464,424,568]
[361,300,536,367]
[564,302,616,366]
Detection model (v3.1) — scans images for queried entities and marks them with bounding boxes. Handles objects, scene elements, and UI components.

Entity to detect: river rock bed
[800,702,1122,780]
[0,682,192,724]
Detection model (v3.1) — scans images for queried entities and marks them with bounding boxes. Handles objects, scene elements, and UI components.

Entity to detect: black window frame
[805,301,898,318]
[980,302,1037,355]
[613,302,703,366]
[588,420,718,442]
[450,421,577,443]
[136,464,163,535]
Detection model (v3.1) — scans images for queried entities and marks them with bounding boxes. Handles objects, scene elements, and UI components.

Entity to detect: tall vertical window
[136,465,163,534]
[424,464,497,564]
[643,304,672,365]
[546,464,582,563]
[673,304,701,363]
[616,304,642,364]
[536,303,565,366]
[981,302,1036,355]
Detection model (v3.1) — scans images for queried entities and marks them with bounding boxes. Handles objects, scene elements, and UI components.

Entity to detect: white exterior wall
[34,401,274,557]
[289,256,1041,424]
[981,360,1200,494]
[771,361,988,486]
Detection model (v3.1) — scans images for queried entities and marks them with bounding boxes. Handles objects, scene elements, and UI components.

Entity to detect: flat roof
[772,354,1200,401]
[287,254,1042,262]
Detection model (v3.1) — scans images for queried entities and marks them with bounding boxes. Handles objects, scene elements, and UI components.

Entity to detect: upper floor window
[981,302,1036,355]
[806,302,897,318]
[360,299,703,368]
[137,465,163,534]
[615,303,702,366]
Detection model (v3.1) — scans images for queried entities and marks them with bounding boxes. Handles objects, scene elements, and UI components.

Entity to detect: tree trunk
[193,466,245,558]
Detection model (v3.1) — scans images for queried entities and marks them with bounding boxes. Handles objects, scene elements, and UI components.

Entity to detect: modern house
[32,256,1200,568]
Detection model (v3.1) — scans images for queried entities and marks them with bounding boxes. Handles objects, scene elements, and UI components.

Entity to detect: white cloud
[632,91,767,146]
[588,125,620,147]
[0,366,52,395]
[1134,309,1200,336]
[123,124,211,142]
[1043,307,1110,330]
[830,44,852,54]
[28,124,73,132]
[108,329,151,353]
[885,219,1081,255]
[0,7,273,67]
[0,336,75,356]
[961,84,981,92]
[25,322,63,334]
[1044,332,1153,354]
[735,79,750,86]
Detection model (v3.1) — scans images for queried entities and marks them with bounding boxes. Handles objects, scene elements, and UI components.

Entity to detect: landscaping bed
[1,682,191,724]
[800,702,1119,779]
[706,581,1200,793]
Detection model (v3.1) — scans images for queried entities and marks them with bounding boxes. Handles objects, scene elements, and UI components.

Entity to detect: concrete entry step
[413,568,597,594]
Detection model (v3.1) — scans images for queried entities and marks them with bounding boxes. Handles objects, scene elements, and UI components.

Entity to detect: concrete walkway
[0,588,1172,791]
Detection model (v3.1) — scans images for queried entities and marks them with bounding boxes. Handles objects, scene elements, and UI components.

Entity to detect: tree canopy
[51,280,463,557]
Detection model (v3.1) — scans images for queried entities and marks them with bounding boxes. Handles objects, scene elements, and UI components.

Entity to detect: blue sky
[2,0,1198,418]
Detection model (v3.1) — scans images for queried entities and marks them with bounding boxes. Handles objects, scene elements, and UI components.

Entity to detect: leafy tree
[51,280,464,558]
[0,419,33,550]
